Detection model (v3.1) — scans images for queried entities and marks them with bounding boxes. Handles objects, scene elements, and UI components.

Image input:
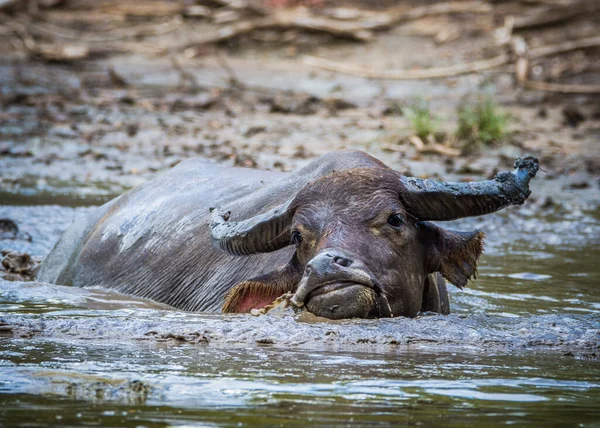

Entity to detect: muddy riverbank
[1,1,599,210]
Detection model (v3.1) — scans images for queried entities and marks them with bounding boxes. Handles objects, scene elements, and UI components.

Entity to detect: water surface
[1,204,599,426]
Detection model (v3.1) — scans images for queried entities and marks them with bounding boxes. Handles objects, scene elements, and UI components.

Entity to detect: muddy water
[1,204,599,426]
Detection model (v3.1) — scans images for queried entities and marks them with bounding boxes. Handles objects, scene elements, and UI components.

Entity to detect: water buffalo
[38,150,538,319]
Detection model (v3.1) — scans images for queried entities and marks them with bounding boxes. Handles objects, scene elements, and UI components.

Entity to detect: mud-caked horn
[209,201,293,256]
[398,157,539,221]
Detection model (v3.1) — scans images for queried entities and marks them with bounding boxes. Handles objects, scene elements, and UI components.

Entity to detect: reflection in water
[1,205,600,426]
[1,341,600,427]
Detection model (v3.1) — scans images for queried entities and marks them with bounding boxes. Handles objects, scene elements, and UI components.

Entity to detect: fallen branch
[1,12,163,60]
[96,1,186,17]
[304,32,600,81]
[384,1,492,29]
[12,13,183,43]
[514,34,600,94]
[408,135,425,151]
[303,53,510,80]
[180,11,374,52]
[274,11,374,41]
[521,0,580,5]
[528,35,600,60]
[514,1,600,30]
[407,135,460,156]
[521,80,600,94]
[35,10,128,28]
[421,144,460,157]
[32,43,89,61]
[0,12,35,51]
[521,0,577,6]
[179,1,491,51]
[323,1,492,32]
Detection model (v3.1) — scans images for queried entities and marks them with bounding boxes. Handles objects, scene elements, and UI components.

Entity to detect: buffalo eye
[291,230,303,246]
[387,214,404,228]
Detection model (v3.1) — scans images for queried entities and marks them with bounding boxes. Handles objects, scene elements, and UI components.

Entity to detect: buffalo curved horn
[398,157,539,221]
[209,201,293,256]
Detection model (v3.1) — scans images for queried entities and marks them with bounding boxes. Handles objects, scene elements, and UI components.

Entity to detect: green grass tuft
[456,97,508,153]
[405,101,438,140]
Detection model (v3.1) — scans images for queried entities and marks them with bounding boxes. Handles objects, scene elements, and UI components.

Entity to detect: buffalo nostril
[333,256,352,267]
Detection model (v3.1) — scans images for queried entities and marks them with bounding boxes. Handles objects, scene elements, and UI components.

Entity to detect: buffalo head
[212,157,538,319]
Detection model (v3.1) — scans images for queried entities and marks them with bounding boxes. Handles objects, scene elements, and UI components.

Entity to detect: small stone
[0,219,19,240]
[1,251,41,280]
[243,126,266,138]
[562,105,585,128]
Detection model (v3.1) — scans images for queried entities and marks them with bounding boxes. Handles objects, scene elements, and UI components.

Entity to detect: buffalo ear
[417,221,485,289]
[222,256,302,313]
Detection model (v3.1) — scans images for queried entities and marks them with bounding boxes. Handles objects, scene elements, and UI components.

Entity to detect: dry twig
[96,1,186,17]
[303,54,510,80]
[522,80,600,94]
[420,143,460,157]
[0,12,36,51]
[169,54,199,89]
[180,11,374,51]
[33,43,89,61]
[382,1,492,29]
[303,29,600,85]
[528,35,600,59]
[514,1,600,30]
[180,1,492,51]
[521,0,580,5]
[407,135,460,156]
[12,13,183,43]
[514,34,600,94]
[214,49,243,88]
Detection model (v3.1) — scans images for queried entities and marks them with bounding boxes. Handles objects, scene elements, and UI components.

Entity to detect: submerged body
[38,152,387,313]
[39,150,538,318]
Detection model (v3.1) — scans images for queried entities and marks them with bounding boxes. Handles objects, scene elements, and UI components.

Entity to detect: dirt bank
[0,0,599,210]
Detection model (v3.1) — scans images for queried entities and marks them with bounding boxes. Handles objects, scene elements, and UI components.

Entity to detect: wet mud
[1,5,599,209]
[1,204,598,353]
[2,294,599,352]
